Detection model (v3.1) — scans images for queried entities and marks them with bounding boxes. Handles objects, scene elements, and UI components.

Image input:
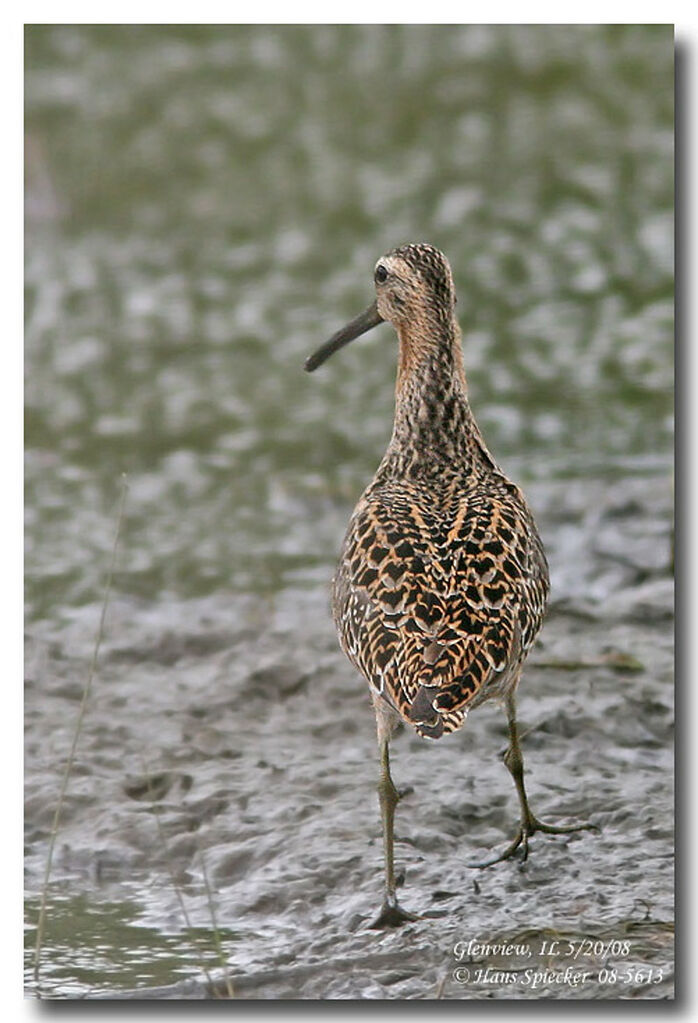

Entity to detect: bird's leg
[369,737,418,928]
[469,690,598,869]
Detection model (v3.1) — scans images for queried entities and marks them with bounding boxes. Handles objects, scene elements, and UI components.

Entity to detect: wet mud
[24,24,673,999]
[25,472,674,999]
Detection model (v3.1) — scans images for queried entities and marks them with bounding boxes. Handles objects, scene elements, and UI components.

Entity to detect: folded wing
[333,484,548,738]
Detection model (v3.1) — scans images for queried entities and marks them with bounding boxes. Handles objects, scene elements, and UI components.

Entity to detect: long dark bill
[304,301,383,372]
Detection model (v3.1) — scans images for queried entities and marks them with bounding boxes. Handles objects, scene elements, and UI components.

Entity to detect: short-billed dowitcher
[305,243,596,927]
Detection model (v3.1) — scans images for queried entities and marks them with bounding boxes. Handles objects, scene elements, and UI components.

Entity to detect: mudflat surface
[25,474,674,998]
[24,25,673,999]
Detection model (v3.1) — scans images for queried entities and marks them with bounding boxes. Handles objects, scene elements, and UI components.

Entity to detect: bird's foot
[369,896,419,929]
[532,815,599,838]
[468,813,599,869]
[467,829,528,868]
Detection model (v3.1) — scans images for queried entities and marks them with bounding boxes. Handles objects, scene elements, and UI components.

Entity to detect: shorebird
[304,243,595,927]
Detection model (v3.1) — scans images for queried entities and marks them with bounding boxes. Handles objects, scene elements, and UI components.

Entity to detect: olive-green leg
[369,737,418,927]
[469,690,598,868]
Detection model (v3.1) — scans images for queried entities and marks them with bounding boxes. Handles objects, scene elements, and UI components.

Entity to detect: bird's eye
[374,265,388,284]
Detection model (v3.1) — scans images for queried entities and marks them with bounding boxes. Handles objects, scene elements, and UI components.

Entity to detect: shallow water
[24,25,673,999]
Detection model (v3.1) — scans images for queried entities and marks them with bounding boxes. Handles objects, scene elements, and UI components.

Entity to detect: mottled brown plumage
[305,243,595,927]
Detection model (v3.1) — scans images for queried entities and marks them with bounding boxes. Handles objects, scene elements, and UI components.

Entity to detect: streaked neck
[383,317,497,476]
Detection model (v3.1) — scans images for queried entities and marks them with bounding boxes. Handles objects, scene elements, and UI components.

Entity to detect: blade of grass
[138,756,216,992]
[138,759,236,997]
[200,849,234,997]
[32,474,129,994]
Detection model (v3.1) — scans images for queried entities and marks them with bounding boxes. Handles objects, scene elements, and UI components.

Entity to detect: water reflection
[25,890,237,997]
